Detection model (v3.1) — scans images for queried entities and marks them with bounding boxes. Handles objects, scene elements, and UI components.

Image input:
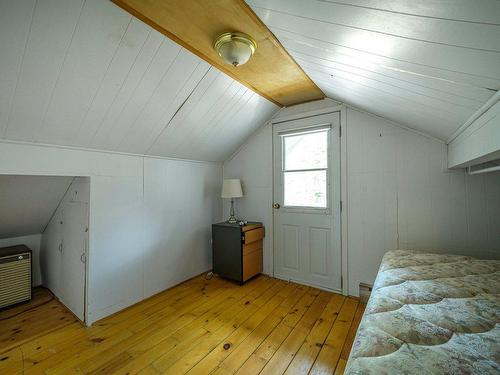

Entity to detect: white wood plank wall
[224,102,500,296]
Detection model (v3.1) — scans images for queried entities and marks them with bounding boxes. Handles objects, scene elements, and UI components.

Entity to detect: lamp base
[226,198,238,224]
[226,215,238,224]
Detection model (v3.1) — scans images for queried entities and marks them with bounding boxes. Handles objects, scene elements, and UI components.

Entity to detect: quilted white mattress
[345,250,500,375]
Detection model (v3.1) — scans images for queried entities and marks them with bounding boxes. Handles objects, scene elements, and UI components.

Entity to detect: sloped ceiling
[247,0,500,140]
[0,175,73,239]
[1,0,498,159]
[0,0,278,162]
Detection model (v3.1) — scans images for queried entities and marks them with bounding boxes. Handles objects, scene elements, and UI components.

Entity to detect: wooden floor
[0,288,77,353]
[0,275,365,375]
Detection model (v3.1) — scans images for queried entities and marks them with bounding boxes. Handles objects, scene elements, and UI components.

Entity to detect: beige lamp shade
[221,179,243,198]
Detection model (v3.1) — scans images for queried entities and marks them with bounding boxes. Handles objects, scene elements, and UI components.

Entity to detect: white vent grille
[0,252,31,309]
[467,159,500,174]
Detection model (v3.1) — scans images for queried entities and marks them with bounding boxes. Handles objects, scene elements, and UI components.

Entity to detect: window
[282,128,329,208]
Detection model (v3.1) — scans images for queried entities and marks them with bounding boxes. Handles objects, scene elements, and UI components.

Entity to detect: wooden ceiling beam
[111,0,325,107]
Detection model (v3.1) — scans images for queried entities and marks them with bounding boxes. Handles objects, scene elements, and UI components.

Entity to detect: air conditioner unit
[0,245,32,309]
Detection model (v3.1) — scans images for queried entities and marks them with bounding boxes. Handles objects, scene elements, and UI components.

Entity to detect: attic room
[0,0,498,374]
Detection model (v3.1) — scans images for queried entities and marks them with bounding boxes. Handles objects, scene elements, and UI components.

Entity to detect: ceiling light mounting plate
[214,32,257,67]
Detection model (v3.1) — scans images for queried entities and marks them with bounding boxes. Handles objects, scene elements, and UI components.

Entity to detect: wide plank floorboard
[0,275,365,375]
[0,287,77,354]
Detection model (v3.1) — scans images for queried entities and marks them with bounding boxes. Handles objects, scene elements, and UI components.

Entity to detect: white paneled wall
[41,177,89,308]
[89,173,144,320]
[0,234,42,286]
[143,158,221,298]
[224,102,500,296]
[346,108,500,294]
[223,125,274,274]
[0,141,221,324]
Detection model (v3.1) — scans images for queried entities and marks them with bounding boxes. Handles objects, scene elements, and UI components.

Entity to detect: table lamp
[221,179,243,223]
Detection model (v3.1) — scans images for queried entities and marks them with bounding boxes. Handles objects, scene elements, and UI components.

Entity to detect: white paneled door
[273,112,341,291]
[60,202,88,322]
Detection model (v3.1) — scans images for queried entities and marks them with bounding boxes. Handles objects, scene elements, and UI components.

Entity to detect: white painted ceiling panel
[98,37,185,151]
[73,17,152,147]
[2,0,497,156]
[251,4,500,80]
[321,0,500,24]
[0,175,73,239]
[0,0,278,162]
[0,0,36,137]
[4,0,84,142]
[287,48,490,108]
[274,28,498,93]
[150,75,277,161]
[84,29,165,149]
[36,0,132,145]
[257,0,499,51]
[147,69,281,161]
[116,50,209,154]
[248,0,500,140]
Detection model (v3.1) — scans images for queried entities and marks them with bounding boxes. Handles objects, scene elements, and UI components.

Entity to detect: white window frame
[280,124,332,214]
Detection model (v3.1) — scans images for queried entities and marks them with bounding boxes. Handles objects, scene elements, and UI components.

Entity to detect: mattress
[345,250,500,375]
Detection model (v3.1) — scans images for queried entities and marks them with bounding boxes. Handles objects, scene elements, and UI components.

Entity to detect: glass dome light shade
[214,32,257,67]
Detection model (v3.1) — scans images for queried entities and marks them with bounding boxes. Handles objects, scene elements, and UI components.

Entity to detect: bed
[345,250,500,375]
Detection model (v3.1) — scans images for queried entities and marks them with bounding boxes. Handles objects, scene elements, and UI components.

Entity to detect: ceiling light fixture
[214,32,257,67]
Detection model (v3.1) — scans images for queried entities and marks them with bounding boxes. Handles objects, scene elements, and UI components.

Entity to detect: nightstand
[212,222,264,284]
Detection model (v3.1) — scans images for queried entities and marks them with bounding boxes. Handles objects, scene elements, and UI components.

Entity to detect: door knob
[272,203,281,209]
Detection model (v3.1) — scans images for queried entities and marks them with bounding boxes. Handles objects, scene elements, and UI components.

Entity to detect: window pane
[284,130,328,170]
[284,170,327,208]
